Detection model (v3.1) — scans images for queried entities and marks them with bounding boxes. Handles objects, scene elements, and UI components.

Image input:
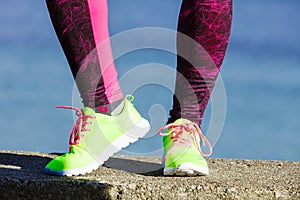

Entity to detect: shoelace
[56,106,96,146]
[158,122,212,163]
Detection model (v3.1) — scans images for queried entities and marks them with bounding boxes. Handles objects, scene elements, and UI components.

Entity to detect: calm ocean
[0,0,299,161]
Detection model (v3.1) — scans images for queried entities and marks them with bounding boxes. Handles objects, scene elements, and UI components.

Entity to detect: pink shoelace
[158,122,212,163]
[56,106,96,146]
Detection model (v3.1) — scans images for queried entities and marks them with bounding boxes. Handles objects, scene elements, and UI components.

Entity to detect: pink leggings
[46,0,232,125]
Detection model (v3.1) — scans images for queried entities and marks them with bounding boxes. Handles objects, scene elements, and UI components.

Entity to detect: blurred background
[0,0,299,161]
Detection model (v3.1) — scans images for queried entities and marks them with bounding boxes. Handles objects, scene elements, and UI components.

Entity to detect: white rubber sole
[46,118,150,176]
[164,162,209,176]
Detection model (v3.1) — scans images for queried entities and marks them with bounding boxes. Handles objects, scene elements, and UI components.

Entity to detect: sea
[0,0,299,161]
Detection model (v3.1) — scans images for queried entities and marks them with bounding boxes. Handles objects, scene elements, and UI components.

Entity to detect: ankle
[94,99,124,115]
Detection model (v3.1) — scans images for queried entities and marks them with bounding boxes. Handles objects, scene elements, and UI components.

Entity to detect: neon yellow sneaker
[158,118,212,176]
[45,95,150,176]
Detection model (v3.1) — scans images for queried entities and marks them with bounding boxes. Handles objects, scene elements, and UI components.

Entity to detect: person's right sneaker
[45,95,150,176]
[158,118,212,176]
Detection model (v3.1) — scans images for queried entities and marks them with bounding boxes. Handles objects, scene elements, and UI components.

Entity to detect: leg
[45,0,150,176]
[46,0,123,109]
[169,0,232,125]
[160,0,232,176]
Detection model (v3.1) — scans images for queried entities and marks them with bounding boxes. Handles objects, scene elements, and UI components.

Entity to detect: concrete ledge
[0,151,299,199]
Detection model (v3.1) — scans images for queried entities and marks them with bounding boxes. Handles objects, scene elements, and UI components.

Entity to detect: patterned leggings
[46,0,232,125]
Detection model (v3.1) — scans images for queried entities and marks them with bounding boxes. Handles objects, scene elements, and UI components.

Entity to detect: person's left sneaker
[158,118,212,176]
[45,95,150,176]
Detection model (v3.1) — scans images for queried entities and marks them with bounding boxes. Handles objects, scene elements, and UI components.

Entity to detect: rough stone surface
[0,151,299,199]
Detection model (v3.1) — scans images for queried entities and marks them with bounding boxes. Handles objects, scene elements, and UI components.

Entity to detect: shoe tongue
[69,143,84,153]
[174,118,192,124]
[82,107,95,116]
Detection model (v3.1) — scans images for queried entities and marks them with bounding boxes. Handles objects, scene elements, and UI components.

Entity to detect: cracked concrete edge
[0,150,299,199]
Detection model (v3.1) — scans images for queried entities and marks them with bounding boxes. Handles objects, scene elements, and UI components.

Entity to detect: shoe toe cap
[45,155,69,175]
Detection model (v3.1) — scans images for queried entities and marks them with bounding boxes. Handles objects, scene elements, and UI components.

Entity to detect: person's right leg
[45,0,150,176]
[46,0,123,110]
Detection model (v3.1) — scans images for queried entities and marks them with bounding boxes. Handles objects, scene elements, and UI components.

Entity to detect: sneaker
[45,95,150,176]
[158,118,212,176]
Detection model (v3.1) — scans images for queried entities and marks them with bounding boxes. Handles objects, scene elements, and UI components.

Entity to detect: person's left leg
[160,0,232,176]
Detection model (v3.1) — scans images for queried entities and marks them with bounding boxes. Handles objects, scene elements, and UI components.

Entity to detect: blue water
[0,0,299,161]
